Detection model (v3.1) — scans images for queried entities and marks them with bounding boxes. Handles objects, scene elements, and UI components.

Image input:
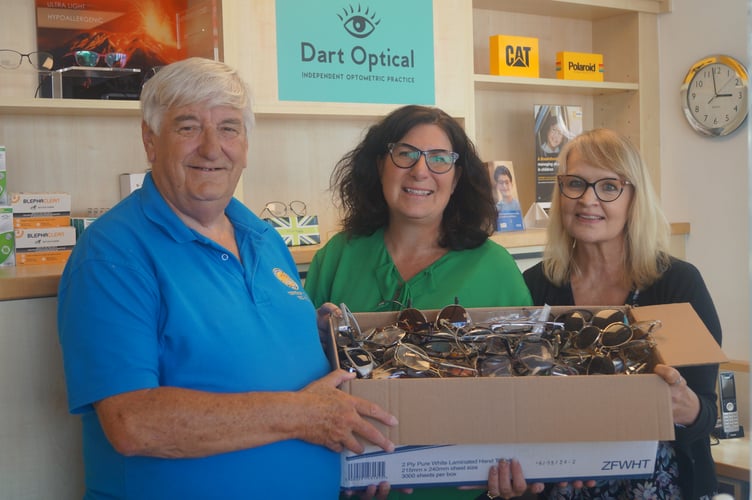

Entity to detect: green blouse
[305,229,533,500]
[305,228,532,312]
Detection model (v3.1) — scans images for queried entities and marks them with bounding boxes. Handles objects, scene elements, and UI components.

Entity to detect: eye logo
[337,4,380,39]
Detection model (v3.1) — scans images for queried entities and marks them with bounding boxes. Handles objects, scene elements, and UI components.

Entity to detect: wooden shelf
[474,75,638,94]
[0,97,141,116]
[472,0,670,18]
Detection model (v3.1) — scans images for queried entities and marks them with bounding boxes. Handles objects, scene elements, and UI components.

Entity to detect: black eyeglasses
[0,49,54,70]
[387,142,459,174]
[558,175,633,202]
[260,200,307,218]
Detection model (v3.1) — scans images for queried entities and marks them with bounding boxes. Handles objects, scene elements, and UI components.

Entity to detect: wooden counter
[0,224,689,302]
[712,435,750,482]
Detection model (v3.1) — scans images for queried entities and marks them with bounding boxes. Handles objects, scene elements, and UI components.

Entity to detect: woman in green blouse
[305,105,539,500]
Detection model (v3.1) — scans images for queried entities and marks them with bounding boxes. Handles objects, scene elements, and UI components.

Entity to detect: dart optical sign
[275,0,435,104]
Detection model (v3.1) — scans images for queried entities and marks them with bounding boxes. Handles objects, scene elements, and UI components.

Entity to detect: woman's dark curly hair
[331,105,497,250]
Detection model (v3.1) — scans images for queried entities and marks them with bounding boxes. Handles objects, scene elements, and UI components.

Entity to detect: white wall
[658,2,750,363]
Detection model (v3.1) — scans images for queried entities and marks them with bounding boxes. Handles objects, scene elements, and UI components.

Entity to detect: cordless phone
[717,371,744,439]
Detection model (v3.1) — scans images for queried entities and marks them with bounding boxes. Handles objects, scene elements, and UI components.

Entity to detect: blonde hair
[140,57,254,137]
[543,128,671,289]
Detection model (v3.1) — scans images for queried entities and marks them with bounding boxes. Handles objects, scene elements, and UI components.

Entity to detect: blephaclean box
[0,207,15,267]
[489,35,539,78]
[332,304,727,490]
[14,226,76,265]
[556,51,604,82]
[11,192,72,229]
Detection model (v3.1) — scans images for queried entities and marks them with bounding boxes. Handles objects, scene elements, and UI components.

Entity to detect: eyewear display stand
[48,67,141,99]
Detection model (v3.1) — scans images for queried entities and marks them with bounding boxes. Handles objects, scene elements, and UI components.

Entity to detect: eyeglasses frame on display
[0,49,54,71]
[68,50,128,68]
[260,200,307,219]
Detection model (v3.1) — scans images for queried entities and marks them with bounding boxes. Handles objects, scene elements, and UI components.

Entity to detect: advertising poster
[487,161,524,232]
[534,104,583,202]
[275,0,435,105]
[34,0,221,98]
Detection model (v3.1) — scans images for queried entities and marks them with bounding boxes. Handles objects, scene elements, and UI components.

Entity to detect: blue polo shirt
[58,173,337,499]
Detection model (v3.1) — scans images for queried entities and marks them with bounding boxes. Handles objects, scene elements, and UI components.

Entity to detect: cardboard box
[70,217,97,238]
[14,226,75,266]
[10,192,71,215]
[556,51,604,81]
[333,304,727,489]
[15,249,72,266]
[14,226,76,250]
[11,192,71,229]
[489,35,539,78]
[120,172,147,199]
[13,215,71,229]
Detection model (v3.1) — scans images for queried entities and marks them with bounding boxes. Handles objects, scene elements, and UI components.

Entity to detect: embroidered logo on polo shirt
[273,267,299,291]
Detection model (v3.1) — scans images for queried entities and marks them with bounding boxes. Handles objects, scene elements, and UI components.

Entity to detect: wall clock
[680,54,748,137]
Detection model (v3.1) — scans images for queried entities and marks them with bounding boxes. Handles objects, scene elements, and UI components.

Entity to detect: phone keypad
[722,405,739,431]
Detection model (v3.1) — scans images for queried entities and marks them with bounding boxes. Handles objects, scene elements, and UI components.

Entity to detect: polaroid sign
[556,51,604,82]
[276,0,435,104]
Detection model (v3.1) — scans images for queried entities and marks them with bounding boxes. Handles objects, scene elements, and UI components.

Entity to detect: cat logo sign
[489,35,539,78]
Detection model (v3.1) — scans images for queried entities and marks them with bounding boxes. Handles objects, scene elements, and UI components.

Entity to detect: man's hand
[298,370,397,454]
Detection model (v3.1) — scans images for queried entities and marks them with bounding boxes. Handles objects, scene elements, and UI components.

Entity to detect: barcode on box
[347,461,386,481]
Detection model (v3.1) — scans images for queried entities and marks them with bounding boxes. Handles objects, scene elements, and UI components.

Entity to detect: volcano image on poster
[34,1,221,97]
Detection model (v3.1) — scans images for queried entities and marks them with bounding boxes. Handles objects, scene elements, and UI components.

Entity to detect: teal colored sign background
[276,0,435,104]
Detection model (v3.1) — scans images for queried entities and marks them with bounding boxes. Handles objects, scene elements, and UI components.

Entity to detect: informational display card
[275,0,435,105]
[534,105,583,202]
[487,161,524,232]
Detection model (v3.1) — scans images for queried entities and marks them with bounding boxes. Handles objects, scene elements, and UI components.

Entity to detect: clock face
[681,55,749,136]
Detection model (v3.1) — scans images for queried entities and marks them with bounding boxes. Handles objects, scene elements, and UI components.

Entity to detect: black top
[523,256,722,499]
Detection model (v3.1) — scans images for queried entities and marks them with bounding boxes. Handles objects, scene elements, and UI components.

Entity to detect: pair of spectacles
[339,346,374,378]
[69,50,127,68]
[260,200,307,218]
[387,142,459,174]
[558,175,633,202]
[554,308,626,332]
[0,49,54,70]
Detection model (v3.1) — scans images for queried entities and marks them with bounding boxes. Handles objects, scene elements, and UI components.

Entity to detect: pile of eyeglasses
[335,303,661,379]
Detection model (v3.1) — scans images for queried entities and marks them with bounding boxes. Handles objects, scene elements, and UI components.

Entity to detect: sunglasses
[554,308,626,332]
[335,303,363,346]
[435,301,471,330]
[339,346,375,378]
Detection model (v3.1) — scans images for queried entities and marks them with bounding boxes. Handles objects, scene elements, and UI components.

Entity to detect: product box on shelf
[70,217,97,238]
[489,35,539,78]
[0,206,15,267]
[556,51,604,82]
[120,172,147,199]
[11,192,71,229]
[14,226,76,266]
[330,303,727,490]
